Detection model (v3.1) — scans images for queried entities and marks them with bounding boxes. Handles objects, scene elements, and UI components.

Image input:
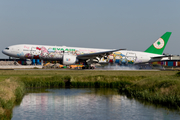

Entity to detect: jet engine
[60,54,78,65]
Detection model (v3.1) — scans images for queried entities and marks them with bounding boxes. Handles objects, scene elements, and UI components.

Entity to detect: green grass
[0,70,176,77]
[118,74,180,110]
[0,78,25,119]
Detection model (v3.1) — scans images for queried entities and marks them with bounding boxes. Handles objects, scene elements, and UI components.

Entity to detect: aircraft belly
[134,57,150,63]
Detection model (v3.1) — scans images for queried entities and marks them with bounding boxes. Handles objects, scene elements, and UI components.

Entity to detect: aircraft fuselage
[2,44,163,64]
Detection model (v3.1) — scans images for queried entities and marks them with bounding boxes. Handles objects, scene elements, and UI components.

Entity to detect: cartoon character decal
[74,50,81,55]
[48,48,54,53]
[33,55,40,59]
[40,47,74,59]
[17,52,24,57]
[49,52,55,58]
[108,54,114,63]
[41,47,49,58]
[113,52,122,64]
[25,53,32,59]
[54,50,63,58]
[126,53,136,64]
[22,46,135,65]
[120,56,128,64]
[36,47,41,51]
[106,52,135,64]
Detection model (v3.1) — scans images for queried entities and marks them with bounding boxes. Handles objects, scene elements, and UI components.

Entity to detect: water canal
[12,88,180,120]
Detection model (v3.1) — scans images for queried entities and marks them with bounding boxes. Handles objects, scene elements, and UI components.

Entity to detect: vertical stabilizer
[144,32,172,55]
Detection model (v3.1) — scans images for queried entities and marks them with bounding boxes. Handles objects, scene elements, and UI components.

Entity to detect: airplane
[2,32,172,68]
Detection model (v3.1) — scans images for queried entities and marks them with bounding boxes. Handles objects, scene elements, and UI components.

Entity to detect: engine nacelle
[61,54,78,65]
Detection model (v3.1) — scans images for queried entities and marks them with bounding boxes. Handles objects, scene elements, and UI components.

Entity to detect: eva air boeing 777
[2,32,171,66]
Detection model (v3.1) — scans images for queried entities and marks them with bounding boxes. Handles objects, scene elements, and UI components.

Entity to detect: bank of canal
[1,71,180,119]
[12,88,180,120]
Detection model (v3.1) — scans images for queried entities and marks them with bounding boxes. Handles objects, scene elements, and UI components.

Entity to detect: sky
[0,0,180,58]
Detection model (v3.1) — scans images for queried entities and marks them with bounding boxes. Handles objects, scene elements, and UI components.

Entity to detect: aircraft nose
[2,49,5,54]
[2,48,9,55]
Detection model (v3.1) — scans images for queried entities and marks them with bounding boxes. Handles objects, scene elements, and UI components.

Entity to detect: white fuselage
[2,44,163,64]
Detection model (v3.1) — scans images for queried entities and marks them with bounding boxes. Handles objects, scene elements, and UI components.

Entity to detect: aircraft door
[126,52,137,64]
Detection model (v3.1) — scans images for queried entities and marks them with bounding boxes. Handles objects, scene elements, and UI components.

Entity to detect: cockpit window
[5,48,9,50]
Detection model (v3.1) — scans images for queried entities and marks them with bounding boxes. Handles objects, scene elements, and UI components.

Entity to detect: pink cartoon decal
[49,52,55,58]
[41,47,49,58]
[25,53,32,59]
[24,46,30,49]
[74,50,81,55]
[54,50,63,58]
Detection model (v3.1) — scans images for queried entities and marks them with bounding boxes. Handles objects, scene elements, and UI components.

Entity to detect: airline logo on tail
[144,32,172,55]
[153,38,164,49]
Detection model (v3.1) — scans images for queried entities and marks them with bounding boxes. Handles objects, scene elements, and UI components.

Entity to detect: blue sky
[0,0,180,58]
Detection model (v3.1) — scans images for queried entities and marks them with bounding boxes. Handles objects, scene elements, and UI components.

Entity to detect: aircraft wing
[77,49,125,59]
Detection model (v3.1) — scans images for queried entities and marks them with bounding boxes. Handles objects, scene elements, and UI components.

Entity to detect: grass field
[0,70,179,119]
[0,69,177,77]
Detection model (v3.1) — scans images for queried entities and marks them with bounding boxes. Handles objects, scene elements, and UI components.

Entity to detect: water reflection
[12,88,180,120]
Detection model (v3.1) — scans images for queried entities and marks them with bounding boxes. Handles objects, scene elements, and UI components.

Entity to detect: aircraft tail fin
[144,32,172,55]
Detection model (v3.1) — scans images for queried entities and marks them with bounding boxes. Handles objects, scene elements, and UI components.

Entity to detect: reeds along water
[1,70,180,118]
[19,75,144,88]
[19,76,66,87]
[0,79,25,119]
[118,73,180,110]
[18,73,180,110]
[18,73,180,108]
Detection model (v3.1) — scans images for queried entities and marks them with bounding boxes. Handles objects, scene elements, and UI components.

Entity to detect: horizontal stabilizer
[151,55,170,59]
